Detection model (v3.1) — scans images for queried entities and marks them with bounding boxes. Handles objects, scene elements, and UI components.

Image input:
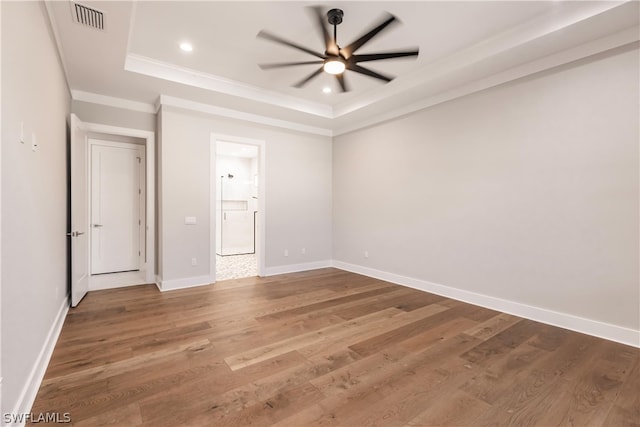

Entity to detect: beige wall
[1,1,71,414]
[71,100,156,132]
[333,45,639,332]
[159,108,332,283]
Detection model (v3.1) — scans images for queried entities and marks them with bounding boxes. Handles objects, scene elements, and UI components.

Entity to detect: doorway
[69,115,155,305]
[211,135,265,281]
[89,139,144,275]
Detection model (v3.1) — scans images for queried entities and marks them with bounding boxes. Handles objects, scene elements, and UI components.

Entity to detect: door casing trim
[77,121,156,286]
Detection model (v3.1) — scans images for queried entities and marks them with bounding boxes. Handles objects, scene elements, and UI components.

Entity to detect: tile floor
[215,253,257,281]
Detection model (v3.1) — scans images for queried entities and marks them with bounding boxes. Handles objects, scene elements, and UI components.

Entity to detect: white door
[90,141,141,274]
[70,114,89,307]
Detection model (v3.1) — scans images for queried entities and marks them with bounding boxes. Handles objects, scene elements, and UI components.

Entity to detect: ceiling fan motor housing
[327,9,344,26]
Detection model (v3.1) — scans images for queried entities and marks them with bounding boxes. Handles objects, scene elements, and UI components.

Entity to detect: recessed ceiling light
[179,42,193,52]
[322,87,332,94]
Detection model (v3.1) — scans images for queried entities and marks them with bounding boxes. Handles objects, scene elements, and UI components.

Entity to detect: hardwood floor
[30,268,639,426]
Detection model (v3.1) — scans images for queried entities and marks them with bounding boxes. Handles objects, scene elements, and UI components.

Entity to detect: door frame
[88,139,146,276]
[210,134,266,280]
[78,121,155,285]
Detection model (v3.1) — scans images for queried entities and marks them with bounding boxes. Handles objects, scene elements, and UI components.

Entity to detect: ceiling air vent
[70,1,105,31]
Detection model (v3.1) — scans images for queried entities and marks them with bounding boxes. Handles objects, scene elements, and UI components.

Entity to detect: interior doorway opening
[69,115,155,305]
[211,135,265,281]
[87,134,147,290]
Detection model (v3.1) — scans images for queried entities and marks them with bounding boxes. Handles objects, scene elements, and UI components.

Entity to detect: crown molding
[332,0,628,118]
[68,2,635,139]
[334,26,639,136]
[158,95,332,137]
[43,0,73,99]
[125,53,333,119]
[72,23,637,139]
[124,1,627,124]
[71,90,156,114]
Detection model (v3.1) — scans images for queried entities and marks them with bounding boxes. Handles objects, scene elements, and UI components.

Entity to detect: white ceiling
[46,1,639,135]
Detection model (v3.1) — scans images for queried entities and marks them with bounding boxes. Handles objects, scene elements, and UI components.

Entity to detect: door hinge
[139,188,141,195]
[137,156,141,164]
[138,251,141,256]
[139,219,141,225]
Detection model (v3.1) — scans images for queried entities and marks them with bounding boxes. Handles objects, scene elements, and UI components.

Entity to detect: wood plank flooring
[29,268,639,426]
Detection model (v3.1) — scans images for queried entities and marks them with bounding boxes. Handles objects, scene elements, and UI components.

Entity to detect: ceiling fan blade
[341,14,397,58]
[293,67,324,88]
[348,64,394,82]
[257,30,326,59]
[353,50,419,63]
[335,74,349,92]
[259,60,324,70]
[308,6,338,55]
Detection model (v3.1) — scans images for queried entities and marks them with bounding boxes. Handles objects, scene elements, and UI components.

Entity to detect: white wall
[159,108,332,285]
[333,45,639,337]
[1,1,70,416]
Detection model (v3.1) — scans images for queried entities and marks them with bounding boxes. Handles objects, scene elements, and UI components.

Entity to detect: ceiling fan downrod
[327,8,343,46]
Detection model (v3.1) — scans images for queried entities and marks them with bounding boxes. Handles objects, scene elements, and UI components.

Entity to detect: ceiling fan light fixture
[257,7,419,92]
[323,59,345,75]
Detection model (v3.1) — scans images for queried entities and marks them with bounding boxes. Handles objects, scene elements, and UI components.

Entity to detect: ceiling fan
[257,7,419,92]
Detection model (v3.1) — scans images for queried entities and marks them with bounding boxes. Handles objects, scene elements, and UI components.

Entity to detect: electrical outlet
[191,258,197,266]
[301,248,306,255]
[364,251,369,258]
[284,249,289,257]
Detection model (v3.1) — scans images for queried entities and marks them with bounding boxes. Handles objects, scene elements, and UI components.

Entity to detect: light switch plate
[184,216,197,225]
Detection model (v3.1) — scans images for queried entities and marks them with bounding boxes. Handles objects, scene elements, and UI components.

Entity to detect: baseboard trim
[332,260,640,348]
[263,260,333,277]
[157,274,214,292]
[8,296,69,427]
